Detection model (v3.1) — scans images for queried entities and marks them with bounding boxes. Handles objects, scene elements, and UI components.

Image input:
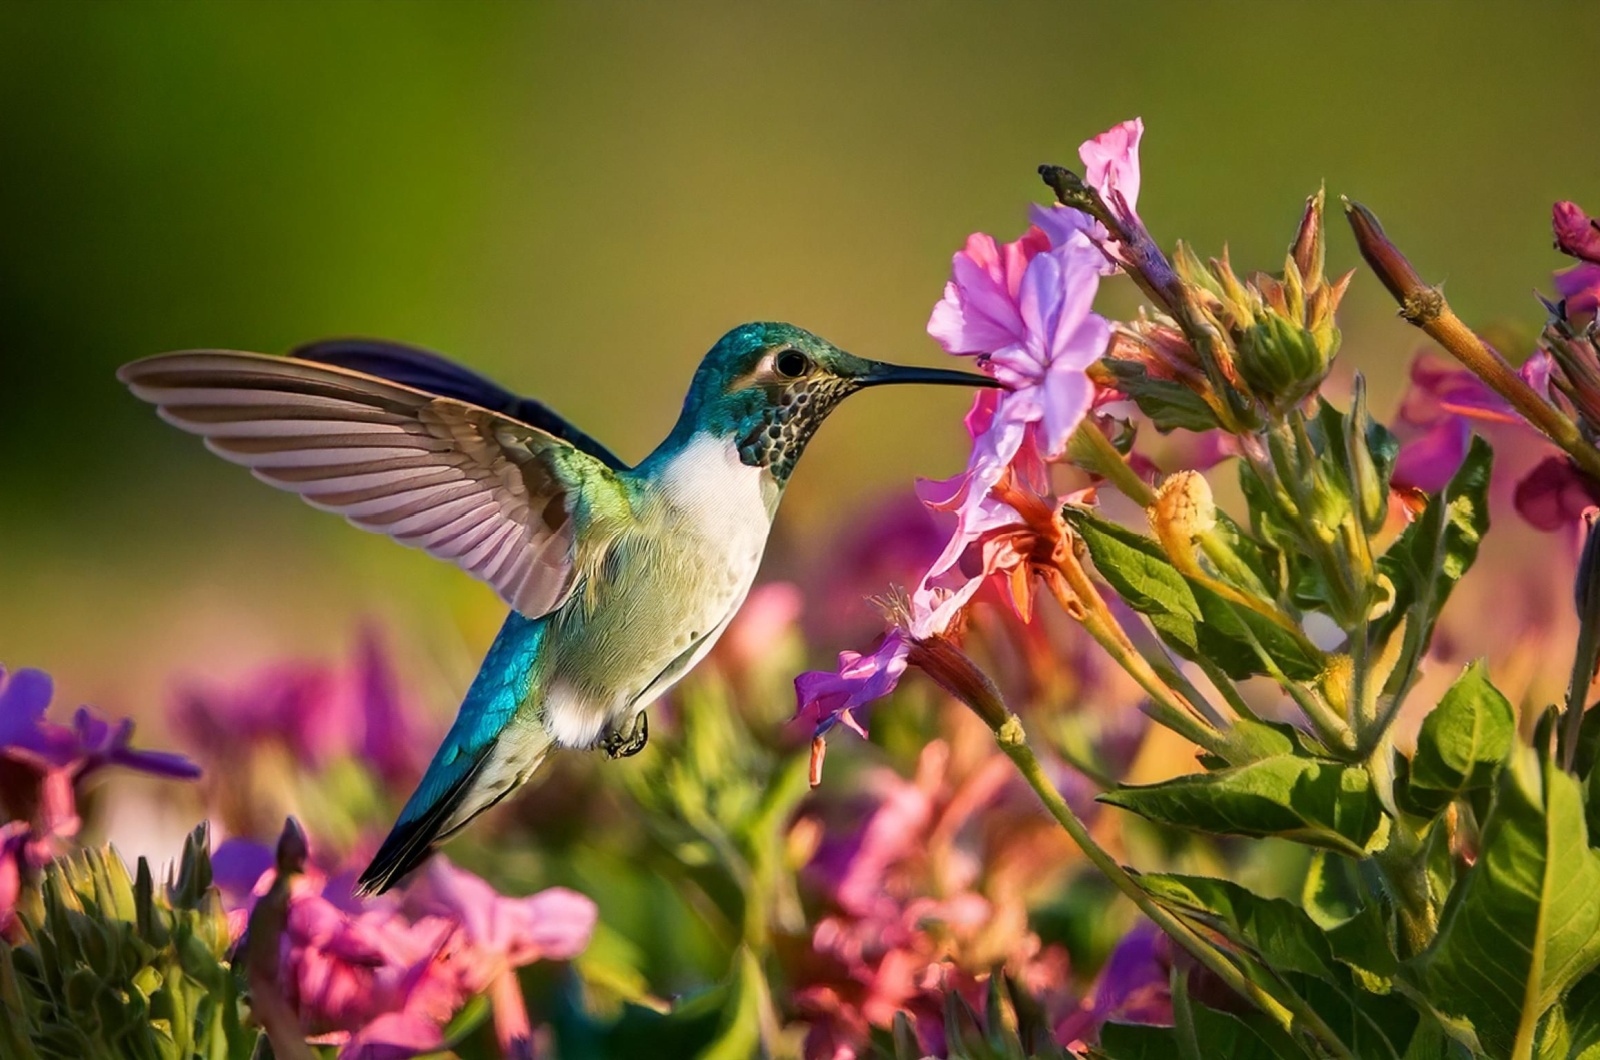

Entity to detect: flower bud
[1176,191,1352,414]
[1345,375,1388,533]
[1554,201,1600,266]
[1148,471,1217,573]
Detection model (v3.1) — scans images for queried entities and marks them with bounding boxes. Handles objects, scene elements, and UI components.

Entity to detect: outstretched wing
[119,350,628,617]
[291,338,630,471]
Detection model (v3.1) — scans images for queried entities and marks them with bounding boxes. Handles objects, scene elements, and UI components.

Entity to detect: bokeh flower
[793,736,1080,1058]
[1389,350,1600,531]
[218,828,597,1059]
[173,628,427,785]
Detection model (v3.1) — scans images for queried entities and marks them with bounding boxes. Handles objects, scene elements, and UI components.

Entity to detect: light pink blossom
[1030,117,1145,264]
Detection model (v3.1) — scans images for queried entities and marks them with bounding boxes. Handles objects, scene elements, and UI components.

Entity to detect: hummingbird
[120,322,996,894]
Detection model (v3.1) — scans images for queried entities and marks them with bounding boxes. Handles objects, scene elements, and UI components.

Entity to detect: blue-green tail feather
[355,611,547,895]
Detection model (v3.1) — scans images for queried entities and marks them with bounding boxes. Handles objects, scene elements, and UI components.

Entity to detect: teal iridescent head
[666,321,999,482]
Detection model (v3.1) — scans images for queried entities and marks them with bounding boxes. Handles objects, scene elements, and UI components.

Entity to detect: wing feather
[120,350,627,617]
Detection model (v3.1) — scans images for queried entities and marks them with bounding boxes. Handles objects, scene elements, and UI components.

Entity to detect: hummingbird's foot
[600,712,648,759]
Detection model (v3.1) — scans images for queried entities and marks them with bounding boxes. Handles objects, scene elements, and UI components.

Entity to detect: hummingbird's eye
[775,349,811,379]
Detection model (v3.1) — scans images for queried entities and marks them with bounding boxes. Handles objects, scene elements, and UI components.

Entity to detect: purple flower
[0,668,76,768]
[69,707,201,781]
[338,1012,446,1060]
[1555,201,1600,265]
[1056,922,1172,1048]
[795,578,983,748]
[1557,263,1600,319]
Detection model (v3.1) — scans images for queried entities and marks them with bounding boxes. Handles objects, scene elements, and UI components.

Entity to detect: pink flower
[1555,201,1600,265]
[404,859,596,1059]
[218,837,595,1058]
[927,232,1109,527]
[1030,118,1145,262]
[794,121,1139,767]
[713,581,804,678]
[794,741,1080,1058]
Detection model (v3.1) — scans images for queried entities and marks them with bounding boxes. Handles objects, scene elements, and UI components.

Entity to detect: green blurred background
[3,0,1597,736]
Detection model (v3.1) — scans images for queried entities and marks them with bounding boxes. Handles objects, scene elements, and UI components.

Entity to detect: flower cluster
[796,119,1145,761]
[791,729,1169,1058]
[218,826,596,1059]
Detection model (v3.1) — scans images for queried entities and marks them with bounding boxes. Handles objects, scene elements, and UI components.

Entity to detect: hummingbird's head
[675,322,999,483]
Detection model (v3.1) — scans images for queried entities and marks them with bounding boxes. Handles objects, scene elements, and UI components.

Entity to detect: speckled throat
[734,375,861,483]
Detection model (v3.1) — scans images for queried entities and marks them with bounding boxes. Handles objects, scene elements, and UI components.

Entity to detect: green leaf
[1066,507,1203,625]
[1143,874,1341,980]
[1405,661,1516,818]
[1094,1002,1298,1060]
[1562,970,1600,1058]
[1100,755,1385,857]
[1144,874,1412,1056]
[1376,436,1493,668]
[1100,358,1222,433]
[1418,746,1600,1058]
[1066,507,1322,681]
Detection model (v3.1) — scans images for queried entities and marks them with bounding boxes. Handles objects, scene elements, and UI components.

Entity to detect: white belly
[541,432,777,749]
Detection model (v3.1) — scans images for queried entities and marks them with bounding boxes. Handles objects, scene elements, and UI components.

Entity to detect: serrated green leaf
[1418,746,1600,1059]
[1100,755,1384,857]
[1067,507,1322,681]
[1066,507,1203,623]
[1406,660,1515,818]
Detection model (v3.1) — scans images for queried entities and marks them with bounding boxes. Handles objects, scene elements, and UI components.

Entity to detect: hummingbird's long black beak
[856,361,1002,389]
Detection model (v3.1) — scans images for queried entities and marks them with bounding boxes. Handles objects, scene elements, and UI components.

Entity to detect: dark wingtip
[353,818,439,896]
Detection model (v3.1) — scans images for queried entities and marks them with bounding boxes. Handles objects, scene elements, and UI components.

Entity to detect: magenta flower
[173,628,428,785]
[1389,351,1598,531]
[218,833,596,1060]
[1555,201,1600,265]
[1557,263,1600,319]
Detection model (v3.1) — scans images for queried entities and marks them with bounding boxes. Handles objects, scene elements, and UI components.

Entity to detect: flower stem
[991,715,1354,1060]
[1343,198,1600,482]
[1045,560,1231,759]
[1068,419,1156,506]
